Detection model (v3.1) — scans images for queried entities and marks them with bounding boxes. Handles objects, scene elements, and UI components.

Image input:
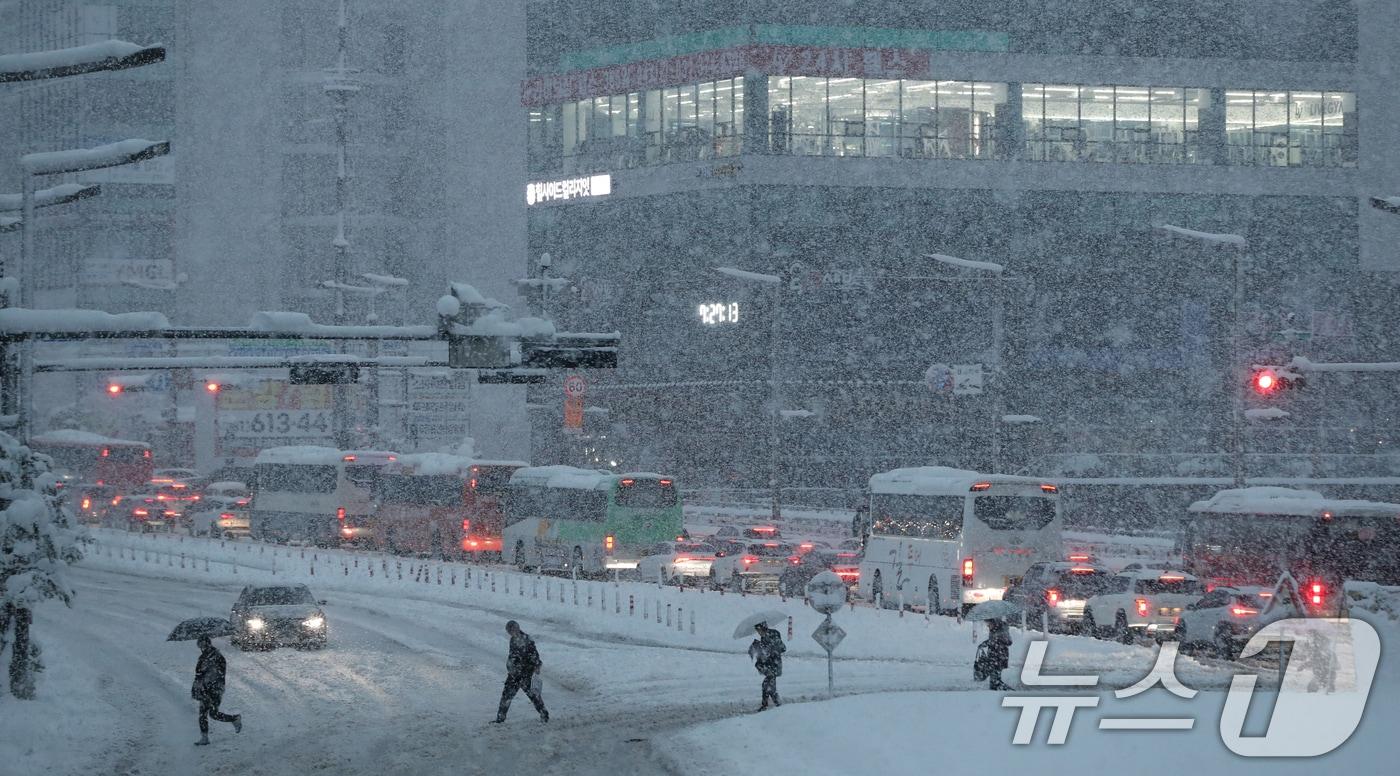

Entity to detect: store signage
[85,258,174,286]
[526,174,612,205]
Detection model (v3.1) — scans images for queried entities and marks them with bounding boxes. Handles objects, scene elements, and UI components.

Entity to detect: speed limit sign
[563,374,586,398]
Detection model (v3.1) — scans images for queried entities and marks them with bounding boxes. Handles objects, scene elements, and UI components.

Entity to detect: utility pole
[325,0,359,449]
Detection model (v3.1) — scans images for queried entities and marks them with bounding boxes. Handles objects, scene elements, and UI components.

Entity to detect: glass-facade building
[522,1,1400,513]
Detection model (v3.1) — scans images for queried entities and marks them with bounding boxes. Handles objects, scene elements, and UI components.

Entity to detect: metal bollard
[787,616,793,640]
[588,586,593,607]
[180,553,185,569]
[615,589,620,614]
[532,576,538,598]
[629,595,635,616]
[491,573,497,593]
[666,603,672,628]
[677,607,683,631]
[690,609,695,635]
[656,601,662,624]
[643,598,649,620]
[572,582,578,606]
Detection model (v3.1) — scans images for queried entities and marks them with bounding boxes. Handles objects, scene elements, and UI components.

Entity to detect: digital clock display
[697,302,740,325]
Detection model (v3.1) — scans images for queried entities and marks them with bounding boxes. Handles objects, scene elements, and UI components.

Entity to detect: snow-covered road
[6,564,1063,776]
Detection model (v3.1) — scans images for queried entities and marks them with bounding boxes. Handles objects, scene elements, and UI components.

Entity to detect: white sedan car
[1082,568,1206,642]
[635,541,720,585]
[707,542,796,593]
[1175,586,1284,660]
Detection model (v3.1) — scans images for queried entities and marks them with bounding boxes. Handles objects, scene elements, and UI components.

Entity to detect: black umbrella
[167,616,235,641]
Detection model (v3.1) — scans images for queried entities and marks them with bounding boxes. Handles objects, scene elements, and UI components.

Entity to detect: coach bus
[858,466,1064,613]
[28,430,153,490]
[370,454,526,559]
[503,466,684,576]
[250,447,397,546]
[1183,486,1400,615]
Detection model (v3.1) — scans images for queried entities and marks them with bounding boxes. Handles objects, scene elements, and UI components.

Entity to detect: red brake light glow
[342,455,357,462]
[1158,575,1185,582]
[1309,581,1325,606]
[970,482,992,492]
[620,478,635,486]
[100,448,110,457]
[789,555,801,565]
[1231,606,1258,617]
[336,507,346,521]
[205,381,220,393]
[962,557,974,580]
[220,513,235,520]
[742,555,757,565]
[107,384,123,395]
[1046,589,1060,607]
[142,449,152,459]
[659,479,672,486]
[605,534,615,552]
[674,556,690,564]
[81,498,91,509]
[1068,553,1090,562]
[1040,484,1058,493]
[462,519,471,533]
[133,508,148,516]
[1070,567,1097,574]
[1136,598,1149,617]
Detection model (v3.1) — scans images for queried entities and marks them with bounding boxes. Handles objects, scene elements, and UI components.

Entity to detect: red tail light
[604,534,615,552]
[81,498,91,510]
[142,449,152,459]
[1046,589,1061,607]
[789,555,801,565]
[1135,598,1149,617]
[620,478,635,486]
[659,479,672,486]
[674,556,690,564]
[133,508,148,516]
[219,513,235,520]
[1068,553,1091,562]
[835,568,860,581]
[101,448,110,457]
[970,482,992,492]
[462,519,471,533]
[742,555,757,565]
[1040,484,1058,493]
[163,510,178,517]
[342,455,357,461]
[961,557,974,584]
[336,507,346,521]
[1309,581,1325,606]
[470,478,479,489]
[1231,606,1259,617]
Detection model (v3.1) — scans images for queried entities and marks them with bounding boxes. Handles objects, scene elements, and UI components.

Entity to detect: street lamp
[12,139,169,441]
[714,265,785,521]
[1155,223,1249,487]
[0,40,166,83]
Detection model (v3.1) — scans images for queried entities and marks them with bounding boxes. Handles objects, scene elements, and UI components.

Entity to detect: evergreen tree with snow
[0,431,83,699]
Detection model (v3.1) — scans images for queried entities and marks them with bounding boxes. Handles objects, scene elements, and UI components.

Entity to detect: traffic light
[106,383,124,395]
[204,380,221,393]
[288,363,360,385]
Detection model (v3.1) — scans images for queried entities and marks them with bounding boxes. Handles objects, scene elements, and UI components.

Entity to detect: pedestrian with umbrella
[734,611,787,711]
[967,601,1018,690]
[169,617,243,745]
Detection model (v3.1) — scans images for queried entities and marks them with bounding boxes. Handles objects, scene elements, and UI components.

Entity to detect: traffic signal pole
[1230,248,1246,488]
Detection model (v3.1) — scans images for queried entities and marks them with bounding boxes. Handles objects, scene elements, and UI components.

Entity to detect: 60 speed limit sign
[563,375,586,398]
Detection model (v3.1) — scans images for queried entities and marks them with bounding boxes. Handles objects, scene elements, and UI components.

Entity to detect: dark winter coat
[506,631,542,679]
[750,626,786,677]
[192,645,227,701]
[984,620,1011,670]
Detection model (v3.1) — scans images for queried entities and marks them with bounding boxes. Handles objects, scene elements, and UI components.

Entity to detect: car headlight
[303,616,324,629]
[246,617,265,631]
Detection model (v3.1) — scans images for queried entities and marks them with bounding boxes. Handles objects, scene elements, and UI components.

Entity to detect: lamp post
[1155,224,1249,487]
[714,265,785,521]
[13,139,169,439]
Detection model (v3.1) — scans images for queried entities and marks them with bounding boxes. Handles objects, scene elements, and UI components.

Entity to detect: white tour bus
[858,466,1064,612]
[250,446,397,546]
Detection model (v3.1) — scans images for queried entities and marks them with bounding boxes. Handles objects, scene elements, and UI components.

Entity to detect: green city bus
[502,466,684,576]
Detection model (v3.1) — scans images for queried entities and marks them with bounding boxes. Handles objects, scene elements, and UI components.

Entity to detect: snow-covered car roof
[1188,486,1400,517]
[869,466,1056,496]
[1114,567,1198,581]
[508,465,673,491]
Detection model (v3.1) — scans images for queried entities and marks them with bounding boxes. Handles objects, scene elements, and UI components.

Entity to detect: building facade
[522,0,1400,508]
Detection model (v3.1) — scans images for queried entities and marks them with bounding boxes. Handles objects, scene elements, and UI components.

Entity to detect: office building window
[1226,90,1355,167]
[1022,84,1209,164]
[767,77,1006,159]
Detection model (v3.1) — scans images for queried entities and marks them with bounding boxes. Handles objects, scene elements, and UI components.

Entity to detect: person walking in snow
[974,617,1012,690]
[493,620,549,723]
[191,635,241,745]
[749,623,786,710]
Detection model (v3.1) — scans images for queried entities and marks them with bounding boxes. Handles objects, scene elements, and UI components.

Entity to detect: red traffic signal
[205,381,221,393]
[1252,369,1278,395]
[106,383,124,395]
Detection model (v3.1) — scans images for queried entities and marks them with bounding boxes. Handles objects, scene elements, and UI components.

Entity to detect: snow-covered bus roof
[869,466,1056,496]
[1188,486,1400,517]
[388,453,528,476]
[508,465,671,491]
[253,446,343,466]
[29,429,149,449]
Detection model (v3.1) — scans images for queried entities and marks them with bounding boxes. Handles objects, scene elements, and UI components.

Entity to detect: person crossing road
[493,620,549,724]
[191,635,242,745]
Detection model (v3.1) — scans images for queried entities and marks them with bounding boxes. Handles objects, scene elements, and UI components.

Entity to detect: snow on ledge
[0,308,169,332]
[0,183,97,212]
[1156,223,1247,247]
[1001,414,1042,423]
